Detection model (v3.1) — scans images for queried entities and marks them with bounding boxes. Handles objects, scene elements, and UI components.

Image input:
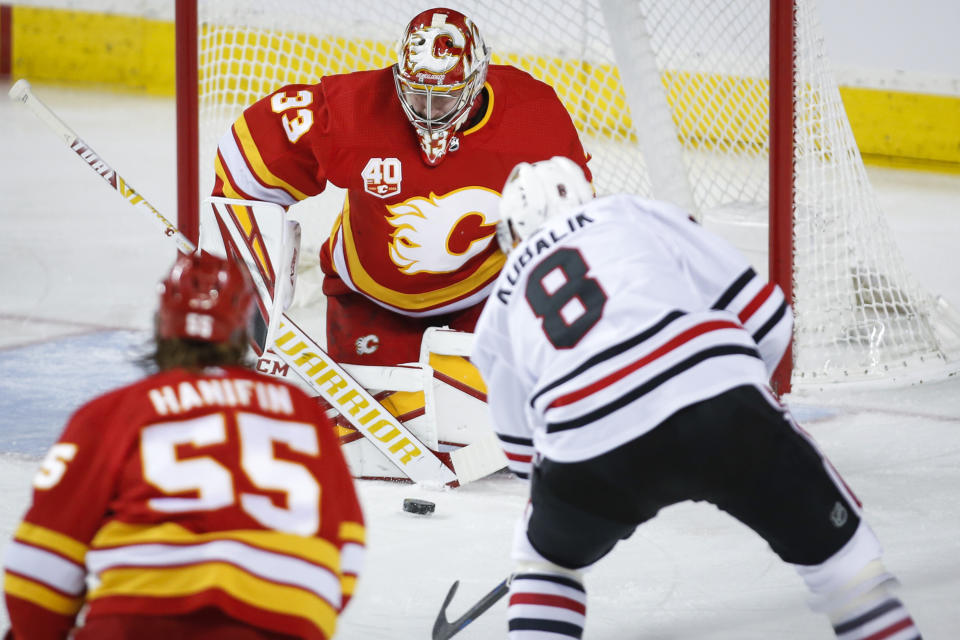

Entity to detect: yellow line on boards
[6,5,959,168]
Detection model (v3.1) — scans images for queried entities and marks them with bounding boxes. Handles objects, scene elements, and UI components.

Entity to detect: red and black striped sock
[507,572,586,639]
[832,596,921,640]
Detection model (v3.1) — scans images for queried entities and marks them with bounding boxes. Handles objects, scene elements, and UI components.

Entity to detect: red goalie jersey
[213,65,591,317]
[3,366,364,640]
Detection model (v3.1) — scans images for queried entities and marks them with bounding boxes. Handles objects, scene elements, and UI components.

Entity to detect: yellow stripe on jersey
[215,153,245,200]
[461,82,494,136]
[338,521,365,544]
[4,572,84,615]
[341,574,357,595]
[89,563,338,638]
[326,195,347,268]
[92,521,340,569]
[339,197,507,310]
[14,522,87,564]
[233,115,311,202]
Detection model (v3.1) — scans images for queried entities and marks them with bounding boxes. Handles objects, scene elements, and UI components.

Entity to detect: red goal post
[768,0,797,393]
[175,0,959,391]
[175,0,199,248]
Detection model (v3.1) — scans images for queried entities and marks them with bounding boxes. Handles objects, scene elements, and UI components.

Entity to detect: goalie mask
[394,7,490,166]
[157,252,255,343]
[496,156,594,254]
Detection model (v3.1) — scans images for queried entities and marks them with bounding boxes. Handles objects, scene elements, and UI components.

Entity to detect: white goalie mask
[393,8,490,166]
[496,156,594,254]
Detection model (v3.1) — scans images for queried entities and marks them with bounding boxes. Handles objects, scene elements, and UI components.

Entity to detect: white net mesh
[193,0,960,386]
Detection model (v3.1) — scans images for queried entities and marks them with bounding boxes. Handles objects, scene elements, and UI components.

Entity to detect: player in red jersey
[212,7,592,366]
[3,253,364,640]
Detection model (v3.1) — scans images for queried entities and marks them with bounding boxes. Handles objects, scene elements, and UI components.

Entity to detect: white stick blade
[8,78,32,102]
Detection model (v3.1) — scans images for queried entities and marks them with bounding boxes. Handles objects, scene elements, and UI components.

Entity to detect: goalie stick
[432,576,510,640]
[7,78,462,486]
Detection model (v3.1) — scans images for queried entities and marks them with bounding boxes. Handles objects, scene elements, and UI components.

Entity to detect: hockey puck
[402,498,436,515]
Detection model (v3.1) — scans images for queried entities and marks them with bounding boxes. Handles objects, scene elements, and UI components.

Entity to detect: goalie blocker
[199,198,507,483]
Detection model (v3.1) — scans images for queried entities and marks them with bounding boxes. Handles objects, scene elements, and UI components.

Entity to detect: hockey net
[182,0,960,388]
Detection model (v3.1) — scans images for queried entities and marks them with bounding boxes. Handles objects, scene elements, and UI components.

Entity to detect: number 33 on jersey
[213,68,592,317]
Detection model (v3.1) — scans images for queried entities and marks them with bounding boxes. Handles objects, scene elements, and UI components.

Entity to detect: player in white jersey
[471,156,923,639]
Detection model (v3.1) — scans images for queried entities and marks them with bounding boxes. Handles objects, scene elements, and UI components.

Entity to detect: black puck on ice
[403,498,436,515]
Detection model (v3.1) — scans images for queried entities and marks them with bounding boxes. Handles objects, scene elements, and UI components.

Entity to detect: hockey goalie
[198,7,592,484]
[197,195,505,485]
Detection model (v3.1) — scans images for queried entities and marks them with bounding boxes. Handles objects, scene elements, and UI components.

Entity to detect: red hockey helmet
[156,252,255,342]
[393,7,490,165]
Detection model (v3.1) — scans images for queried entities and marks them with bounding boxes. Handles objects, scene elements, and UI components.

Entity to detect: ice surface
[1,82,958,638]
